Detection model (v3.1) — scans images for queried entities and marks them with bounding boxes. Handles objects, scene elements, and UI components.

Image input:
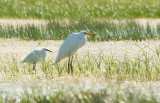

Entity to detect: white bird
[55,31,96,74]
[22,48,52,70]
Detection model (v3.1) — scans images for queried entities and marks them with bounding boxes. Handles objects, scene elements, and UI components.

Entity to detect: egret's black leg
[68,57,70,74]
[71,56,73,75]
[33,63,36,70]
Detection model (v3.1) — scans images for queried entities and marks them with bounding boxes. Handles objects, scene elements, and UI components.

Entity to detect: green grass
[0,19,160,41]
[1,46,160,81]
[0,0,160,19]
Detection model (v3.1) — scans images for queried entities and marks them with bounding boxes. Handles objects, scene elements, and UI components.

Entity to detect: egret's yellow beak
[87,32,96,35]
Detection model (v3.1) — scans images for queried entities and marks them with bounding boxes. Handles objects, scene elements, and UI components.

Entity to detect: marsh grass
[0,19,160,41]
[1,45,160,102]
[0,0,160,19]
[0,46,160,81]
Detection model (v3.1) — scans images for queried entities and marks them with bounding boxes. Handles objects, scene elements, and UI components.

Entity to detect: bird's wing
[22,50,40,64]
[55,33,82,63]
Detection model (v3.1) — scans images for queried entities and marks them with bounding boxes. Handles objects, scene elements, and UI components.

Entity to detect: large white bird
[22,48,52,70]
[55,31,96,74]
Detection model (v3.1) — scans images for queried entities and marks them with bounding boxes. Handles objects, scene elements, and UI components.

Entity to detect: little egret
[22,48,52,70]
[55,31,96,74]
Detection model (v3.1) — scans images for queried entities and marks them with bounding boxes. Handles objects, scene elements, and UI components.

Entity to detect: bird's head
[80,31,96,35]
[42,48,52,52]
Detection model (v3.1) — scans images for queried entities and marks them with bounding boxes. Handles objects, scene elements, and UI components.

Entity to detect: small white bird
[55,31,96,74]
[22,48,52,70]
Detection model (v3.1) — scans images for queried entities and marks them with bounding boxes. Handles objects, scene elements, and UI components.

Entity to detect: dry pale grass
[1,39,160,102]
[0,19,47,28]
[0,39,160,85]
[0,19,160,29]
[0,38,160,59]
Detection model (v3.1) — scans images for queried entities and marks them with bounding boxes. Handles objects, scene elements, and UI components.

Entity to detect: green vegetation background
[0,0,160,19]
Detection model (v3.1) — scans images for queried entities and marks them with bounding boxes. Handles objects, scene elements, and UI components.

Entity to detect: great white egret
[22,48,52,70]
[55,31,96,74]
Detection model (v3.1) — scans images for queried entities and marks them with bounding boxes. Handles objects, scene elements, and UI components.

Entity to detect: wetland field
[1,0,160,102]
[0,19,160,102]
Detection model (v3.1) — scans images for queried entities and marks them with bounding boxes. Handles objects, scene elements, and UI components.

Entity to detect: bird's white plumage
[55,31,87,63]
[22,48,47,64]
